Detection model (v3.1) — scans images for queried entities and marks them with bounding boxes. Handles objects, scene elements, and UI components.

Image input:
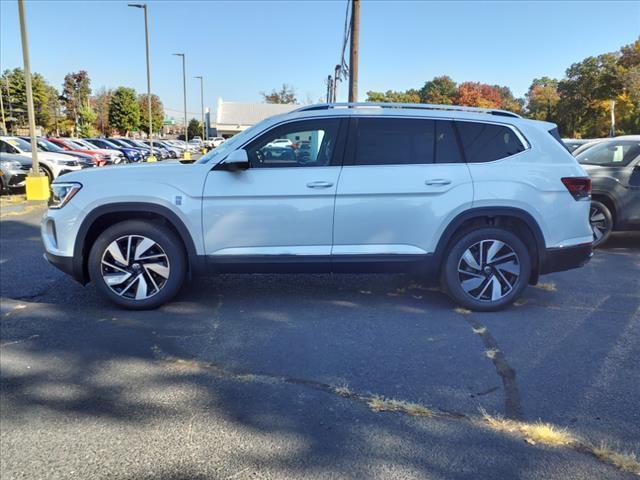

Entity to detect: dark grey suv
[576,136,640,246]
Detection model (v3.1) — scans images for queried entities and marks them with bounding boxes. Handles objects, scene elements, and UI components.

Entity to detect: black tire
[589,200,613,247]
[40,166,53,184]
[440,227,531,312]
[88,220,186,310]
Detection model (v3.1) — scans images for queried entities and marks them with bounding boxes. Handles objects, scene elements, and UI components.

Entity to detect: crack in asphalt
[462,314,524,420]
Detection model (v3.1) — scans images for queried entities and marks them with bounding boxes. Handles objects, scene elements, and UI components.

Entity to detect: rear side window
[456,121,525,163]
[353,118,463,166]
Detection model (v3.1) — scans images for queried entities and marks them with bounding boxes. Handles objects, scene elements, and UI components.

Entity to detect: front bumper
[540,243,593,275]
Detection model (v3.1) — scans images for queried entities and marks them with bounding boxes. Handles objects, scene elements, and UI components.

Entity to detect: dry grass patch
[481,410,575,446]
[534,281,557,292]
[333,384,352,397]
[485,348,499,359]
[454,307,472,315]
[367,395,434,417]
[591,442,640,475]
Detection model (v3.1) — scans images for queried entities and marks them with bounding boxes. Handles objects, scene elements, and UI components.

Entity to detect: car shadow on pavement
[1,218,639,478]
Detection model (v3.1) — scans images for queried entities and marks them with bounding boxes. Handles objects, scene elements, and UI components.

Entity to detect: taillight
[561,177,591,200]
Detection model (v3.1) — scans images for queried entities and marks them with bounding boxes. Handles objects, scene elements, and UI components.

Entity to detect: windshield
[576,140,640,167]
[74,139,96,149]
[196,120,271,164]
[7,137,32,152]
[36,138,64,152]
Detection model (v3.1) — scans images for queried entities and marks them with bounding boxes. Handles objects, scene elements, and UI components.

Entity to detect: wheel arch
[591,191,618,227]
[433,207,546,285]
[73,202,204,284]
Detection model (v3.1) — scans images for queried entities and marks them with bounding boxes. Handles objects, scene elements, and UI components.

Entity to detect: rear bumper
[540,243,593,275]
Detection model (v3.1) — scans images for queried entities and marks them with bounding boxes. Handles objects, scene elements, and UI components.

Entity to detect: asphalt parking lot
[1,199,639,479]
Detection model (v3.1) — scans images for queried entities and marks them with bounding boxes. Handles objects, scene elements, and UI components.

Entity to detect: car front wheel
[441,227,531,312]
[88,220,186,310]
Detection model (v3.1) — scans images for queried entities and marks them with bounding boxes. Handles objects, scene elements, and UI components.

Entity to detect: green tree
[1,68,57,133]
[138,94,165,135]
[366,89,420,103]
[60,70,91,136]
[77,104,97,137]
[187,118,201,139]
[92,87,112,136]
[262,84,297,104]
[419,76,457,104]
[525,77,560,121]
[108,87,140,135]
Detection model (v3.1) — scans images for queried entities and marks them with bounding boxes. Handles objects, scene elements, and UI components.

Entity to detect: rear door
[332,116,473,262]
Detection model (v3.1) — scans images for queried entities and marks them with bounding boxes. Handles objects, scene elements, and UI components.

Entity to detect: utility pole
[332,64,341,103]
[18,0,48,200]
[348,0,360,103]
[173,53,189,160]
[195,75,205,152]
[0,84,6,135]
[326,75,333,103]
[129,3,155,161]
[609,99,615,137]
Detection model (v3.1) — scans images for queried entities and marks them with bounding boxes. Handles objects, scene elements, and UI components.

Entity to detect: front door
[202,118,345,270]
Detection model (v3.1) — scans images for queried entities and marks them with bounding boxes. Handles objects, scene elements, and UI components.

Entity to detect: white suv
[41,103,593,311]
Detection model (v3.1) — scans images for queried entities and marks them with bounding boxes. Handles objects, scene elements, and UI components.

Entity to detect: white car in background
[211,137,226,148]
[0,136,87,182]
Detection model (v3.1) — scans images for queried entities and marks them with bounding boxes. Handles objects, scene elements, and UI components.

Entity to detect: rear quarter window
[455,121,525,163]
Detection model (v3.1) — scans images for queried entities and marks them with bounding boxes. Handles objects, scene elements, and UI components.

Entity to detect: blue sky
[1,0,638,120]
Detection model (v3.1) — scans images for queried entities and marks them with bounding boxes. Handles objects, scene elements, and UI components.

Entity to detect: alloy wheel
[589,205,609,243]
[100,235,170,300]
[457,239,521,302]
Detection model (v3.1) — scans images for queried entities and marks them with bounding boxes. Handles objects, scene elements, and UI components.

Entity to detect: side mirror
[220,149,249,171]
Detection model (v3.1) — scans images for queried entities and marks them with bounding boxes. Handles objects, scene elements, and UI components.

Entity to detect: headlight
[53,159,79,166]
[0,160,21,169]
[49,182,82,209]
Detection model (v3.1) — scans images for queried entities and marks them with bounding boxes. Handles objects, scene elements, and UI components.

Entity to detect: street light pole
[348,0,360,103]
[195,76,205,151]
[173,53,189,160]
[128,3,155,161]
[17,0,48,200]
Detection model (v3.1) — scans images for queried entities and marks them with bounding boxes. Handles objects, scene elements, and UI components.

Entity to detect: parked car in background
[140,141,176,159]
[72,139,126,164]
[84,138,140,163]
[0,136,87,182]
[265,138,293,149]
[42,102,592,311]
[563,138,594,154]
[19,136,98,166]
[572,138,606,157]
[154,140,183,158]
[211,137,225,148]
[576,135,640,246]
[46,138,112,167]
[107,138,150,159]
[0,153,31,193]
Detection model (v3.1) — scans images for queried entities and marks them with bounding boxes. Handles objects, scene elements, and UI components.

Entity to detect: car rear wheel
[88,220,186,310]
[589,200,613,247]
[441,227,531,312]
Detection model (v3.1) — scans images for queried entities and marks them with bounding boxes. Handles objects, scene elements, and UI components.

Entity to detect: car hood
[56,160,206,185]
[19,151,76,162]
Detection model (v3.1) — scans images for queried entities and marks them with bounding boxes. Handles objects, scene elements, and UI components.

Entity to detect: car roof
[262,102,555,132]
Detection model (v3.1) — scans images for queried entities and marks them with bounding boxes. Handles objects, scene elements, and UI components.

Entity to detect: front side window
[353,118,463,166]
[244,119,340,168]
[456,121,525,163]
[576,141,640,167]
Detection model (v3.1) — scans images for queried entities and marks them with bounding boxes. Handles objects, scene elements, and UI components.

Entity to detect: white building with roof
[212,98,298,137]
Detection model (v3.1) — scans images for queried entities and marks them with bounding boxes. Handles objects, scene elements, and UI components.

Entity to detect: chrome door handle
[425,179,452,186]
[306,181,334,189]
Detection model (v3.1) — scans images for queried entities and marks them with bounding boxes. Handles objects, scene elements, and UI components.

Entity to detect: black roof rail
[293,102,522,118]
